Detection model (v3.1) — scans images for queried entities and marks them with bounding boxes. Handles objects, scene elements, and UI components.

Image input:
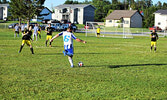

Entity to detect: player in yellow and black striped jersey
[19,25,34,54]
[150,29,158,52]
[45,23,54,47]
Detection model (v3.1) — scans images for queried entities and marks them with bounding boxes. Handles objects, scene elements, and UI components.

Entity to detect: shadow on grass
[85,63,167,68]
[109,63,167,68]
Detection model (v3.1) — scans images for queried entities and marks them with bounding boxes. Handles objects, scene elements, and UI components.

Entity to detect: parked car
[51,23,62,31]
[61,23,77,32]
[149,26,162,32]
[8,23,18,29]
[48,19,60,23]
[41,19,50,24]
[84,23,98,29]
[61,19,71,24]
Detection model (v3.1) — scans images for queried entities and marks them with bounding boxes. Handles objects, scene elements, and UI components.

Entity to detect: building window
[109,20,112,23]
[124,21,129,24]
[158,22,161,25]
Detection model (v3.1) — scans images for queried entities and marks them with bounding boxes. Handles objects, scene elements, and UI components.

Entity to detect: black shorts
[15,31,19,34]
[97,33,100,35]
[22,31,24,33]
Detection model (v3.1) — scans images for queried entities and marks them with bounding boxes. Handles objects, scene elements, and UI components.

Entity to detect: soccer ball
[78,62,84,67]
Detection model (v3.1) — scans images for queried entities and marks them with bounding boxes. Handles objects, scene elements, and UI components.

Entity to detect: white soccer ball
[78,62,84,67]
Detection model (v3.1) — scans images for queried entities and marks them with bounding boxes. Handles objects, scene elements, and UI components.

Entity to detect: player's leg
[154,42,157,52]
[49,36,52,47]
[38,31,41,39]
[17,32,19,37]
[150,42,153,51]
[33,33,35,41]
[19,40,25,53]
[45,36,48,46]
[27,41,34,54]
[14,31,16,38]
[35,33,38,41]
[68,56,73,68]
[66,48,74,67]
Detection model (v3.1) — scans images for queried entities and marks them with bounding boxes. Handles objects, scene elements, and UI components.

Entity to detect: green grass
[0,29,167,99]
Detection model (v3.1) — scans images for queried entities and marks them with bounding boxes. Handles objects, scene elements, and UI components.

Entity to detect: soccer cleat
[71,65,74,68]
[63,51,67,56]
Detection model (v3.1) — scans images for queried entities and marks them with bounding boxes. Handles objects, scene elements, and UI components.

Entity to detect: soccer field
[0,29,167,99]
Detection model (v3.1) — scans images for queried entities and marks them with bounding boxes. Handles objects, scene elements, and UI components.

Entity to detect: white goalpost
[85,21,133,38]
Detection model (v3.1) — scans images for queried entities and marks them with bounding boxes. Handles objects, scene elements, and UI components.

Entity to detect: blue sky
[44,0,167,10]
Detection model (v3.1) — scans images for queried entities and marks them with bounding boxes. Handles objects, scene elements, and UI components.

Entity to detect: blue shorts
[63,45,74,57]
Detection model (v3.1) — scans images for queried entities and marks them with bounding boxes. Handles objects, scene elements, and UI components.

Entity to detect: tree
[92,0,112,21]
[9,0,45,27]
[2,0,8,3]
[162,2,167,9]
[64,0,73,4]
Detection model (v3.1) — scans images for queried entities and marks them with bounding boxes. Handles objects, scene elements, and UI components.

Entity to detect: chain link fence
[0,23,10,29]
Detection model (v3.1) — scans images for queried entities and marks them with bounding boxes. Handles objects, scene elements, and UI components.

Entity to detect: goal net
[85,21,133,38]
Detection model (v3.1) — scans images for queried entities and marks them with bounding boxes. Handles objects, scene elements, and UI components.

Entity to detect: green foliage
[9,0,45,26]
[92,0,111,22]
[1,29,167,99]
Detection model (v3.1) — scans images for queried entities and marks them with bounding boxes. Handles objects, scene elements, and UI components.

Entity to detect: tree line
[0,0,8,4]
[64,0,167,28]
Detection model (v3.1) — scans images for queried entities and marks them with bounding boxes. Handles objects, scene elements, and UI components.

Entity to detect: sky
[44,0,167,10]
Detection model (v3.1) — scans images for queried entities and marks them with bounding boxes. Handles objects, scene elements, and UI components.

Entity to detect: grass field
[0,28,167,99]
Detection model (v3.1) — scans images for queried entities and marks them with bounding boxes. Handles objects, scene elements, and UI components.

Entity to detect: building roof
[154,10,167,15]
[106,10,140,20]
[55,4,95,9]
[0,4,9,7]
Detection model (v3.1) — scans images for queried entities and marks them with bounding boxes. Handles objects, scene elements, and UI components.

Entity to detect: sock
[39,35,41,39]
[49,42,52,46]
[154,47,156,51]
[68,56,73,67]
[45,41,47,46]
[14,34,16,38]
[19,45,23,53]
[30,48,34,54]
[151,46,152,50]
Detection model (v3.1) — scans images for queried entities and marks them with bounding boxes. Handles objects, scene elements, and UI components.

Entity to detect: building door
[0,7,3,20]
[74,8,78,24]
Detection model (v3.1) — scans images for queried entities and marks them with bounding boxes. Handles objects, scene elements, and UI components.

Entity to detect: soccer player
[21,23,25,36]
[33,24,39,41]
[45,23,54,47]
[38,24,41,39]
[50,26,86,68]
[19,25,34,54]
[150,29,159,52]
[96,26,100,38]
[14,24,20,37]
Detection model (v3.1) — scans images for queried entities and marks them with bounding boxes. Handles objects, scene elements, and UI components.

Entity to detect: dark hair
[68,26,73,30]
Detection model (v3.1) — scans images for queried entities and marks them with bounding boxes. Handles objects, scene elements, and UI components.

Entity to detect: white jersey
[59,31,77,50]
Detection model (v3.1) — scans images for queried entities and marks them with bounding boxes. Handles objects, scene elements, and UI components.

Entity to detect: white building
[53,4,96,24]
[0,4,9,20]
[154,10,167,30]
[105,10,143,28]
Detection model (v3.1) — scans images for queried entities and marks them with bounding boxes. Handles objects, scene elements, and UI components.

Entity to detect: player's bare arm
[76,38,86,44]
[50,34,59,42]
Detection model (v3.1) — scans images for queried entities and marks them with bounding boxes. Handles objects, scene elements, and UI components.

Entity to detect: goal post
[85,21,133,38]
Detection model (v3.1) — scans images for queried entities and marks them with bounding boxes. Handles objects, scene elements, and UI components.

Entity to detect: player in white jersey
[50,26,86,68]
